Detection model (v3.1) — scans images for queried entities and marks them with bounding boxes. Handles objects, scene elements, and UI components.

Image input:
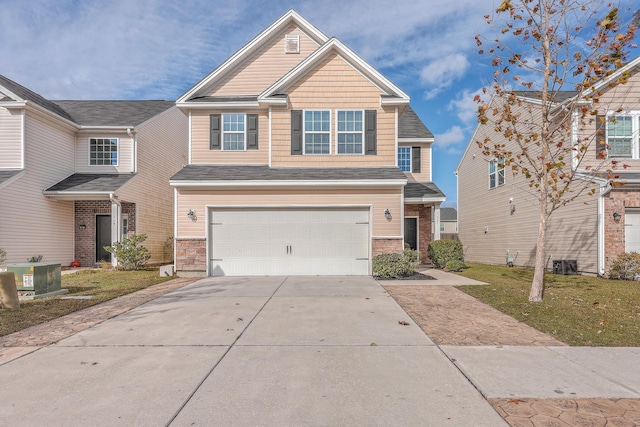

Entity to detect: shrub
[445,259,465,272]
[373,249,420,279]
[428,239,464,269]
[608,252,640,280]
[0,248,6,264]
[104,234,151,271]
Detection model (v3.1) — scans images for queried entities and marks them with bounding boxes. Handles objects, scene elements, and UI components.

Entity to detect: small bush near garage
[445,259,465,272]
[428,239,464,269]
[608,252,640,280]
[104,234,151,271]
[373,249,421,279]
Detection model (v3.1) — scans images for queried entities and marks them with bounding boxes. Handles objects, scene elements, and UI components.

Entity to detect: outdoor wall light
[187,209,197,221]
[510,204,516,214]
[79,224,86,230]
[384,209,392,220]
[613,211,621,223]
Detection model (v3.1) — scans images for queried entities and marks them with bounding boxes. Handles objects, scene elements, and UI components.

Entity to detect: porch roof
[0,169,23,186]
[404,181,446,203]
[43,173,135,199]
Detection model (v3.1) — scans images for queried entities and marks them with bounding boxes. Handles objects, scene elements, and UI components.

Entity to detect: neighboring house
[456,56,640,276]
[0,75,188,266]
[439,207,458,234]
[170,10,444,277]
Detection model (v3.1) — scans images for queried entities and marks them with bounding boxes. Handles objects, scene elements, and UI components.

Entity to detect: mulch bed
[375,272,436,281]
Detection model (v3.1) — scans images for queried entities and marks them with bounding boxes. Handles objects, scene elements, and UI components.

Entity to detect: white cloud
[419,53,470,99]
[435,125,465,151]
[447,88,491,125]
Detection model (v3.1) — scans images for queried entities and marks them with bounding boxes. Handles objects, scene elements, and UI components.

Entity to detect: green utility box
[0,263,61,297]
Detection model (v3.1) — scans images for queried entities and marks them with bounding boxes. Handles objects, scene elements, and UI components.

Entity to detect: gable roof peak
[177,10,329,103]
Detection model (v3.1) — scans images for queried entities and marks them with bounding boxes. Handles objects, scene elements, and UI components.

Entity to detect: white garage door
[625,210,640,252]
[209,208,370,276]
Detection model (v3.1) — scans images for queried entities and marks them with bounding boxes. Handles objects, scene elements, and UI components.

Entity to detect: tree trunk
[529,202,547,302]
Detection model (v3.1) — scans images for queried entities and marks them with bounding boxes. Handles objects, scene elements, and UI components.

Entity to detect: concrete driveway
[0,276,505,426]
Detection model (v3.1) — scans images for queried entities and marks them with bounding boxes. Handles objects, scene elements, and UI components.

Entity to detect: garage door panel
[209,208,370,276]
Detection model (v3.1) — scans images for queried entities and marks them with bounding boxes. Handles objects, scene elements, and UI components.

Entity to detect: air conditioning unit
[552,260,578,275]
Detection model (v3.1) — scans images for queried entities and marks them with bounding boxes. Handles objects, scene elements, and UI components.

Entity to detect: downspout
[598,181,612,276]
[433,204,441,241]
[110,193,122,267]
[127,128,137,173]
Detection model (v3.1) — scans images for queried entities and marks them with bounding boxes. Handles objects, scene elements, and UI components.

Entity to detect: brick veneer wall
[404,204,433,263]
[604,189,640,273]
[175,238,206,276]
[372,238,403,257]
[74,200,136,266]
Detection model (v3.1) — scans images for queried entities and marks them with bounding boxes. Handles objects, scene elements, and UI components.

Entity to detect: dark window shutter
[365,110,377,155]
[247,114,258,150]
[596,115,606,159]
[210,114,221,150]
[412,146,421,173]
[291,110,303,155]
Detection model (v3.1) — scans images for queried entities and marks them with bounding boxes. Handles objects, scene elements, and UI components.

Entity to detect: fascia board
[24,101,79,130]
[405,196,447,204]
[381,97,410,105]
[42,191,113,200]
[0,85,23,102]
[170,179,407,188]
[259,38,410,101]
[0,101,26,109]
[176,10,329,103]
[398,138,434,144]
[176,101,261,109]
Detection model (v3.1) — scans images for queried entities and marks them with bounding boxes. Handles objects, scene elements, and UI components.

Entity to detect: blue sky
[2,0,635,207]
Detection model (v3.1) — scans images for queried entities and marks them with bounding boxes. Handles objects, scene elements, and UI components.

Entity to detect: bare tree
[475,0,639,301]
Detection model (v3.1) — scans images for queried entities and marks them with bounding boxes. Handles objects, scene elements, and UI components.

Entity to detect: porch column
[110,196,122,267]
[433,204,441,241]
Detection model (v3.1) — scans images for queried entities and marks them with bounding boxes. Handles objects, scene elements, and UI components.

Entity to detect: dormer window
[89,138,118,166]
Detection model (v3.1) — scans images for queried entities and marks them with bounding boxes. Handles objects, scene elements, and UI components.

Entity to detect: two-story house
[170,10,444,277]
[456,56,640,276]
[0,75,187,267]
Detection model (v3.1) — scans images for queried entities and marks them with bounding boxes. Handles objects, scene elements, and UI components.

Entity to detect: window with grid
[337,110,363,154]
[222,114,246,151]
[90,138,118,166]
[607,116,634,158]
[304,110,330,154]
[489,159,505,189]
[397,147,411,172]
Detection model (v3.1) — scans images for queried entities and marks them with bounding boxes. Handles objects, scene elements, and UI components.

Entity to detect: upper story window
[90,138,118,166]
[398,147,411,172]
[606,115,637,158]
[222,113,246,151]
[337,110,363,154]
[304,110,330,154]
[489,158,505,189]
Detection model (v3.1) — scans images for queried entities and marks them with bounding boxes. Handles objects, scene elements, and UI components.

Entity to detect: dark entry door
[404,218,417,250]
[96,215,112,262]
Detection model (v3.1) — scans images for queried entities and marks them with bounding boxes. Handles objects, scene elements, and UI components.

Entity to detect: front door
[404,218,417,250]
[96,215,112,263]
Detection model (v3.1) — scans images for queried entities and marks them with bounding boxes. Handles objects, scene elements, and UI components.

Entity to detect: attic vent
[284,35,300,54]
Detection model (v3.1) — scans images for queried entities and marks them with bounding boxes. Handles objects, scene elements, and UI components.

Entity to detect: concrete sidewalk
[0,276,506,426]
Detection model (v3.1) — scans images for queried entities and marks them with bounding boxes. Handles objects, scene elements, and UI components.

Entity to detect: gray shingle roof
[54,100,174,127]
[186,96,259,103]
[404,181,445,199]
[398,105,434,139]
[0,75,73,121]
[44,173,134,192]
[171,165,407,181]
[515,91,579,103]
[440,207,457,221]
[0,169,22,186]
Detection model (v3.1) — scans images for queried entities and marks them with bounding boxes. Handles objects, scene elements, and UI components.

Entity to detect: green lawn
[0,269,172,337]
[456,263,640,346]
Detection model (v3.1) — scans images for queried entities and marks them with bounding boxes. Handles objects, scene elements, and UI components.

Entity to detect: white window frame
[397,146,412,172]
[121,214,129,238]
[222,113,247,151]
[336,109,364,155]
[303,109,331,155]
[89,137,119,166]
[489,158,505,189]
[606,112,639,159]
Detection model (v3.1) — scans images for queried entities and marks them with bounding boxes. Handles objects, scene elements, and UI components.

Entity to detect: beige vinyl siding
[457,97,598,273]
[117,107,188,263]
[190,110,269,165]
[271,54,396,167]
[0,107,23,168]
[0,109,75,264]
[209,24,321,96]
[580,71,640,172]
[75,132,134,173]
[175,188,402,239]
